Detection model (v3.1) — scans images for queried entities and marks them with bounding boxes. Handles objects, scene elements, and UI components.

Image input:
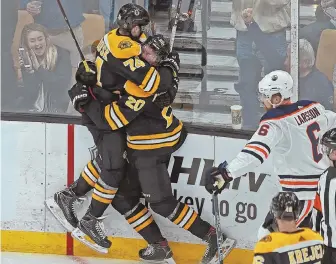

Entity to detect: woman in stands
[18,23,72,113]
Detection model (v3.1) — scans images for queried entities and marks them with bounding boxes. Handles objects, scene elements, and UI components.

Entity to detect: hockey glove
[75,60,97,86]
[161,50,180,74]
[205,161,233,194]
[154,76,179,108]
[68,82,91,112]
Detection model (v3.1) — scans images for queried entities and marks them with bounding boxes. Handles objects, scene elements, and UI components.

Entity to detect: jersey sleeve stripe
[241,149,264,163]
[139,67,155,90]
[248,141,271,153]
[112,102,129,126]
[128,121,183,140]
[143,69,160,94]
[95,57,103,87]
[103,34,111,54]
[108,103,124,128]
[279,175,320,180]
[245,145,269,159]
[279,180,319,186]
[104,104,119,130]
[296,200,314,226]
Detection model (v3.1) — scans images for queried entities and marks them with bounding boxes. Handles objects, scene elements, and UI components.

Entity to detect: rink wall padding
[1,230,253,263]
[1,120,281,263]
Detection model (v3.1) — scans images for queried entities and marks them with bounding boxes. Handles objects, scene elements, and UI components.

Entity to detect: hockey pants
[112,154,213,242]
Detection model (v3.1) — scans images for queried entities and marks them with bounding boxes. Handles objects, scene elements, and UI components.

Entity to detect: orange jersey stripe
[279,180,319,186]
[245,145,268,158]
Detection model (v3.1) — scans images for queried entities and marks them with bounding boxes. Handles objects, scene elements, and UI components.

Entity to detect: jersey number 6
[306,122,323,163]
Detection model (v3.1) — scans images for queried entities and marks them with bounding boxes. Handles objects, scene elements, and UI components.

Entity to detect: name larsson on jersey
[295,107,321,126]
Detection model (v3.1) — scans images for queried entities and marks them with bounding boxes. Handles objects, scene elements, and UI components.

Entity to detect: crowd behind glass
[2,0,336,131]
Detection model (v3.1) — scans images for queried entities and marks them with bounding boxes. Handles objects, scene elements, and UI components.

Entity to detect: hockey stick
[55,0,92,73]
[212,186,224,264]
[169,0,183,51]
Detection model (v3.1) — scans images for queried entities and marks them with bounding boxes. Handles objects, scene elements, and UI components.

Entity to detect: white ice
[1,252,141,264]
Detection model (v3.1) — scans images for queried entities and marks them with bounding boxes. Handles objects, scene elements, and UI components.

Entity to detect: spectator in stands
[2,0,20,111]
[284,39,334,110]
[300,0,336,54]
[20,0,85,84]
[231,0,290,129]
[99,0,115,33]
[18,23,72,113]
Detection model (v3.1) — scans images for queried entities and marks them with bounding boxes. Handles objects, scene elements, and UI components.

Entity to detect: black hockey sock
[73,176,93,197]
[90,199,110,217]
[90,180,117,217]
[124,203,165,244]
[169,202,211,240]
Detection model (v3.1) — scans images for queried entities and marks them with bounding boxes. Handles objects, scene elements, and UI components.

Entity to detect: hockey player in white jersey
[204,70,336,239]
[312,128,336,264]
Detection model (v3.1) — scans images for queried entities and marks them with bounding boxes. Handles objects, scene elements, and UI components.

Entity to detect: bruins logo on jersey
[260,235,272,242]
[118,40,133,50]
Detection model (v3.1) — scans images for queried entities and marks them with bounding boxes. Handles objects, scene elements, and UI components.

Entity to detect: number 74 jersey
[226,100,336,200]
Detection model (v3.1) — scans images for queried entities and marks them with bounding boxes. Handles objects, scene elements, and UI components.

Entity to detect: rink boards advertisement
[1,121,281,263]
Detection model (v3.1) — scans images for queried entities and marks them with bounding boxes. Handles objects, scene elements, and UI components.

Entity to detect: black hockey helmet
[270,192,301,221]
[321,128,336,156]
[117,3,150,31]
[142,34,170,64]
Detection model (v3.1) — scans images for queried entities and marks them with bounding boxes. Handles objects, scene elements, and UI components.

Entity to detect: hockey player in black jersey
[313,129,336,264]
[74,34,236,264]
[45,3,179,255]
[253,192,324,264]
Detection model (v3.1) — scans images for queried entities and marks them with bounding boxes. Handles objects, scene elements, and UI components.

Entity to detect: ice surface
[1,252,141,264]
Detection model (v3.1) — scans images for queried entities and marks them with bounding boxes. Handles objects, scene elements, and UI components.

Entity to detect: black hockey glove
[160,50,180,74]
[205,161,233,194]
[154,76,179,108]
[68,82,91,112]
[75,60,97,86]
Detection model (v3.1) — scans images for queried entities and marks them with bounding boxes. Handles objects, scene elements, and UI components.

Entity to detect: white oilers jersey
[227,100,336,200]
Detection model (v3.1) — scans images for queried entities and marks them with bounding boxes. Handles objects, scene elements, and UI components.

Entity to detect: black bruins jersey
[83,28,185,155]
[84,65,185,156]
[82,28,152,127]
[253,228,324,264]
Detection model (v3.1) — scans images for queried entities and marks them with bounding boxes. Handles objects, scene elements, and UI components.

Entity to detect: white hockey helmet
[258,70,294,103]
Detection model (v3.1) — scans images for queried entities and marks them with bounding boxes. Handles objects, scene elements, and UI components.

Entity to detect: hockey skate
[45,183,85,232]
[72,211,111,254]
[200,227,236,264]
[139,241,176,264]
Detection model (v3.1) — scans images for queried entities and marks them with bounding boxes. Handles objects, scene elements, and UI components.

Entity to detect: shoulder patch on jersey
[106,30,141,59]
[118,40,133,50]
[260,235,272,243]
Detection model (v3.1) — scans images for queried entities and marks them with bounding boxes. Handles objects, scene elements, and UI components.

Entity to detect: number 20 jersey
[226,100,336,200]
